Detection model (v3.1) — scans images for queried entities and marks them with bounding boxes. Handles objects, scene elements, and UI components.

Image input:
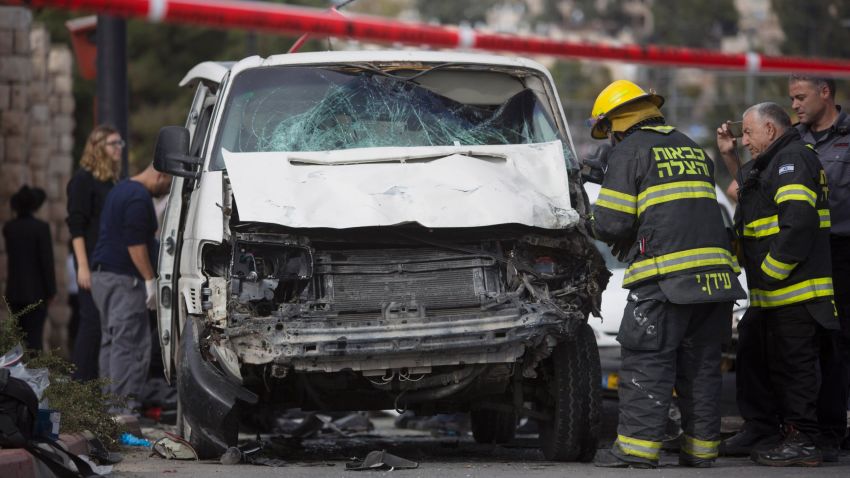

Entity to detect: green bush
[2,297,125,447]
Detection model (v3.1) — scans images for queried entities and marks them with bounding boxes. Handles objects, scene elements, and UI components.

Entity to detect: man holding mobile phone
[716,77,850,461]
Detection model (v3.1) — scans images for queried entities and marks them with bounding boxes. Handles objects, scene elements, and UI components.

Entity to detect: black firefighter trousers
[615,297,732,462]
[735,304,824,443]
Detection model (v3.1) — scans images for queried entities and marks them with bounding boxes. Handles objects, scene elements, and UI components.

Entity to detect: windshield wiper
[288,150,507,166]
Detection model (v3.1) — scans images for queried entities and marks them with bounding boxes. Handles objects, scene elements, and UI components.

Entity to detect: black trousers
[736,304,823,441]
[617,298,731,443]
[71,288,101,381]
[10,301,47,352]
[818,234,850,445]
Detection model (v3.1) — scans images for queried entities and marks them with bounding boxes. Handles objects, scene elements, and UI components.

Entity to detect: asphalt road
[111,394,850,477]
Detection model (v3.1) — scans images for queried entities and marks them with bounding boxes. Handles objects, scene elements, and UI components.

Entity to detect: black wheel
[538,322,601,461]
[471,408,517,444]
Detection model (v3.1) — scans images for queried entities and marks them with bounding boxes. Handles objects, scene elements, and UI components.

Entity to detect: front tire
[538,322,601,461]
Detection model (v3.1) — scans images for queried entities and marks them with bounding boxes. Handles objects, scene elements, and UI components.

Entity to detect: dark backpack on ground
[0,367,37,448]
[0,368,99,477]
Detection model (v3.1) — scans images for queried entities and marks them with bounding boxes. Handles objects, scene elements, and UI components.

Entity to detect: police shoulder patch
[778,163,795,175]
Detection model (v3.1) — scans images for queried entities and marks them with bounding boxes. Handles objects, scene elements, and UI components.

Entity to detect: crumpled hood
[222,140,577,229]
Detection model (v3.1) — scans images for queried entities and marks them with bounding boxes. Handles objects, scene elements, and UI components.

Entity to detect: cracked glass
[210,65,574,170]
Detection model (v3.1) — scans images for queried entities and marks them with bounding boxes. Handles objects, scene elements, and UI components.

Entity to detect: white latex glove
[145,279,157,310]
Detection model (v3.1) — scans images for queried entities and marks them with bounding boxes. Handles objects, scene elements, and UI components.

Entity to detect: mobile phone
[727,121,743,138]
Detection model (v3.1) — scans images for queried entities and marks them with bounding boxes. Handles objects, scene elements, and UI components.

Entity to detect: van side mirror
[581,143,610,185]
[154,126,202,179]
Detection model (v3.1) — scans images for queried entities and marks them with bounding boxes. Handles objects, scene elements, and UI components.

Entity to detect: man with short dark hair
[724,102,838,467]
[90,164,172,414]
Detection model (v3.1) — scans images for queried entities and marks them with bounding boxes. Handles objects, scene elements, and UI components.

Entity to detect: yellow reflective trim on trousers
[750,277,834,308]
[616,435,661,460]
[682,436,720,459]
[636,181,716,215]
[624,247,737,286]
[774,184,816,207]
[743,209,830,238]
[597,187,637,215]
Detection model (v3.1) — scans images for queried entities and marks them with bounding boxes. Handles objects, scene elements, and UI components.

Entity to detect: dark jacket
[66,169,113,257]
[3,214,56,303]
[592,124,744,303]
[735,128,837,326]
[796,108,850,236]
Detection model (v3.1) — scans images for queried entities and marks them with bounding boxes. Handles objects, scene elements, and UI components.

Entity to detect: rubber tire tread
[471,408,517,444]
[539,323,601,461]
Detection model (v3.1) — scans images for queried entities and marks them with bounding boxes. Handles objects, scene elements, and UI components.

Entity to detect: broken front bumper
[225,303,585,373]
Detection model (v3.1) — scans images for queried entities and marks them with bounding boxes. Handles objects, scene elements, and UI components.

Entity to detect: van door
[156,81,217,382]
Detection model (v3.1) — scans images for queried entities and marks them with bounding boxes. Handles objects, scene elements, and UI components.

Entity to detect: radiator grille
[315,247,498,312]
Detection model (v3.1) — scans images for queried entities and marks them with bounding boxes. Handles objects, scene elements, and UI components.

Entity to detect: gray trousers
[91,270,151,410]
[615,293,732,460]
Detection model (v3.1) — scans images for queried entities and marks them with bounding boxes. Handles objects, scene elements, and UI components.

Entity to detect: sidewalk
[0,415,140,478]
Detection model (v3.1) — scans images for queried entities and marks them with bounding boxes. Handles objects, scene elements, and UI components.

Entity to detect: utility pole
[96,15,129,178]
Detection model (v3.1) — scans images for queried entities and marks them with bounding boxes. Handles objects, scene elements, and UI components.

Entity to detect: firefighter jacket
[592,124,745,303]
[735,128,837,327]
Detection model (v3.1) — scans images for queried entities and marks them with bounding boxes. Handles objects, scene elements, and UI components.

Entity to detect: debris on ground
[120,432,151,447]
[153,433,198,460]
[346,450,418,471]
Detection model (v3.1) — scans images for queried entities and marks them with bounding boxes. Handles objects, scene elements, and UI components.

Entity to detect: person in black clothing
[3,185,56,351]
[588,80,745,469]
[66,124,122,381]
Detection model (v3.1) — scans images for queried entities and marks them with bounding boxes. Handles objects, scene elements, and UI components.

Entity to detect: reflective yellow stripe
[640,125,675,134]
[623,247,737,286]
[682,435,720,459]
[774,184,816,207]
[616,435,661,460]
[819,208,831,228]
[743,215,779,238]
[761,253,797,281]
[636,180,716,215]
[597,187,637,215]
[750,277,834,308]
[742,209,830,238]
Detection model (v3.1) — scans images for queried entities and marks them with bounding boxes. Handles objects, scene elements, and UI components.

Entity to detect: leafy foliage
[1,298,124,447]
[772,0,850,58]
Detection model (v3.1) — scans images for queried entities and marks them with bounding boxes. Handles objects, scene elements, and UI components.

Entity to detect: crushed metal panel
[222,141,577,229]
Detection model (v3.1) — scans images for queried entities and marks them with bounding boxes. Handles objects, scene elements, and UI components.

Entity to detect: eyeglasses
[105,139,126,148]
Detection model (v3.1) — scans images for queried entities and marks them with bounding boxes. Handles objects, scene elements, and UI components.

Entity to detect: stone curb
[0,415,140,478]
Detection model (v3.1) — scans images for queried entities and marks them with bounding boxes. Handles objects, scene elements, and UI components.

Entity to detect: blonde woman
[66,124,123,381]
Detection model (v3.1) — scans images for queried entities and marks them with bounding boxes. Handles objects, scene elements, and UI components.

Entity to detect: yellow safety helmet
[588,80,665,139]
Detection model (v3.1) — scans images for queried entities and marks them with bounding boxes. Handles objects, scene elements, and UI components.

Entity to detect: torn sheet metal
[222,141,577,229]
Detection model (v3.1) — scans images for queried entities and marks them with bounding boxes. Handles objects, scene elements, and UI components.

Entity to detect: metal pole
[96,15,129,178]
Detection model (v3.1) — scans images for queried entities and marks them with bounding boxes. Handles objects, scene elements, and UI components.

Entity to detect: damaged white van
[154,51,610,460]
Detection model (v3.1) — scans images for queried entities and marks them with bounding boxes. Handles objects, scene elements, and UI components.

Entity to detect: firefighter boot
[753,428,822,467]
[719,427,781,456]
[594,445,657,469]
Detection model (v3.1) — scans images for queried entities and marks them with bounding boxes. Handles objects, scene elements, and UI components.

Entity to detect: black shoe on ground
[594,447,657,469]
[719,428,781,457]
[753,428,822,467]
[821,444,840,463]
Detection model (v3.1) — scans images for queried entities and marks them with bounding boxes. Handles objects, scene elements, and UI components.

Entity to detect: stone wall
[0,6,75,354]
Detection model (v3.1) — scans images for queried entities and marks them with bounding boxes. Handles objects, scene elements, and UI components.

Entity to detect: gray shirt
[796,108,850,236]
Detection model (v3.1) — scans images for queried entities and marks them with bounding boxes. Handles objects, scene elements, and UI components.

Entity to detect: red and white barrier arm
[10,0,850,75]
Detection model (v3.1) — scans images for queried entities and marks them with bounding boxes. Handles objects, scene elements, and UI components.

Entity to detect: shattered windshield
[210,65,572,170]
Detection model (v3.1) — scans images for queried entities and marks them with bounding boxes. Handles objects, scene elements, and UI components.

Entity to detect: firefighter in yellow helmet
[588,80,746,468]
